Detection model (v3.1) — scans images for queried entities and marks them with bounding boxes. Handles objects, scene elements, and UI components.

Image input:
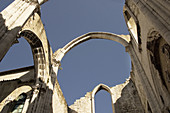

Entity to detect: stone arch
[52,32,130,112]
[53,32,130,63]
[52,31,162,113]
[0,12,51,83]
[0,86,32,112]
[18,13,56,113]
[20,12,51,84]
[0,12,52,112]
[10,93,27,113]
[91,84,115,113]
[19,30,46,83]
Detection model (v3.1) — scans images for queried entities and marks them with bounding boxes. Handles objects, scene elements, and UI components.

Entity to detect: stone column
[127,44,162,113]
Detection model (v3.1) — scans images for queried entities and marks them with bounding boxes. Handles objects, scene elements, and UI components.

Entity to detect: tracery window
[147,31,170,92]
[10,93,27,113]
[147,31,170,112]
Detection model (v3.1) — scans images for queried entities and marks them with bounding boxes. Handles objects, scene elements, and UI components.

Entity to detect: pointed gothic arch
[0,12,51,83]
[0,12,52,112]
[20,12,51,83]
[91,84,115,113]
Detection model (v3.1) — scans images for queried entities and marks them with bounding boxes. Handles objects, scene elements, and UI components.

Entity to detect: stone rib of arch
[53,32,130,62]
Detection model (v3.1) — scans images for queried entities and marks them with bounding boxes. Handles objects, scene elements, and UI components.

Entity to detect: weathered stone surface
[0,0,170,113]
[69,92,92,113]
[112,79,144,113]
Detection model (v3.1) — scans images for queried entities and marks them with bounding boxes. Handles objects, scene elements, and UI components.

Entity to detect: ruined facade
[0,0,170,113]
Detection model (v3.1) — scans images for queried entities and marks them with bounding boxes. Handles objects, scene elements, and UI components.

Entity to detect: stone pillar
[127,44,162,112]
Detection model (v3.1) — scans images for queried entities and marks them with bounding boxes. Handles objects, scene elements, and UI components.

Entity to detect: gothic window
[91,84,115,113]
[10,93,27,113]
[124,11,141,44]
[147,31,170,102]
[95,90,113,113]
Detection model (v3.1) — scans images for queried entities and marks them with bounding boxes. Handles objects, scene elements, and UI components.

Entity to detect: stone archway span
[53,32,130,62]
[52,31,162,112]
[17,13,54,112]
[52,31,163,113]
[52,32,130,113]
[0,12,51,83]
[91,84,115,113]
[19,12,51,84]
[19,30,46,81]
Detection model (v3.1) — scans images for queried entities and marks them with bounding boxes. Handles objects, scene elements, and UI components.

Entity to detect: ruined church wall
[68,79,144,113]
[112,79,144,113]
[125,0,158,111]
[124,0,170,112]
[0,0,169,113]
[68,92,92,113]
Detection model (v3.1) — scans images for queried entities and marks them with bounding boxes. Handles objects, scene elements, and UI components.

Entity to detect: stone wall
[0,0,169,112]
[112,80,144,113]
[124,0,170,112]
[69,92,91,113]
[68,79,144,113]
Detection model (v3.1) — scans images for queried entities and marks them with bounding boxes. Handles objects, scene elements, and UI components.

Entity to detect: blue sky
[0,0,131,113]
